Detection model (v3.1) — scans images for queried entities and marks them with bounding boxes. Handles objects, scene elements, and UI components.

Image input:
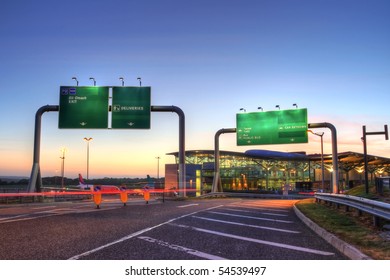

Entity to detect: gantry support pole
[28,105,186,195]
[28,105,59,193]
[308,122,339,193]
[212,128,236,193]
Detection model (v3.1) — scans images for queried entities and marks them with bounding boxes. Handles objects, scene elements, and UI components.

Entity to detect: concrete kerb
[293,203,372,260]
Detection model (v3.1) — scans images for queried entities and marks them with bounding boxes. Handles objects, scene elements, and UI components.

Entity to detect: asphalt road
[0,197,347,260]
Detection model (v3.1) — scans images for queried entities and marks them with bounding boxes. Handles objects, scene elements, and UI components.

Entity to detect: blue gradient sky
[1,0,389,178]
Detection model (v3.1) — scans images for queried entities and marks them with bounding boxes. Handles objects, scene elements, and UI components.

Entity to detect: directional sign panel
[112,87,151,129]
[237,108,308,145]
[59,86,109,129]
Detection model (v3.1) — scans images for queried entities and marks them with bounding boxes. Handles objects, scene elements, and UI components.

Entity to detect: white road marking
[177,204,199,208]
[229,204,289,213]
[223,208,288,217]
[68,205,224,260]
[192,215,300,233]
[0,214,31,222]
[0,207,115,224]
[171,223,335,256]
[208,211,293,223]
[138,236,227,260]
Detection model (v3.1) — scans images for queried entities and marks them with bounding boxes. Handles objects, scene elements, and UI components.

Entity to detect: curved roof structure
[245,149,307,160]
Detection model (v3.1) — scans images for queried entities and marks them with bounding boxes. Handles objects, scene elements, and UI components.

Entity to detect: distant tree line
[0,178,29,185]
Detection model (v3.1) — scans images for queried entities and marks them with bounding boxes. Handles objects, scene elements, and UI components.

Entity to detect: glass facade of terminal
[166,150,390,195]
[167,150,313,194]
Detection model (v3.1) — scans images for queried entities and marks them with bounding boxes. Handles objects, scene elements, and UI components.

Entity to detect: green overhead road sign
[59,86,109,129]
[112,87,151,129]
[237,108,308,145]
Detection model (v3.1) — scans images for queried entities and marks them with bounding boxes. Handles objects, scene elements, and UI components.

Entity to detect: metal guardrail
[314,193,390,226]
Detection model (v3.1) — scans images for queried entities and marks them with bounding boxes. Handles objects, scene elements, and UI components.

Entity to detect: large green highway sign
[112,87,151,129]
[237,108,308,145]
[59,86,109,129]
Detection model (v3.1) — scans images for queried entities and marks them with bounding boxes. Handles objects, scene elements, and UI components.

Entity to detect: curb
[293,204,372,260]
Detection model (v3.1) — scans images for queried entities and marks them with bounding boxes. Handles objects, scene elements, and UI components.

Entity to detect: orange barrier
[120,191,128,206]
[93,192,102,209]
[143,190,150,204]
[0,188,197,208]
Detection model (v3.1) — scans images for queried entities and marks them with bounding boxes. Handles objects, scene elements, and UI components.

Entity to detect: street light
[257,107,263,111]
[137,77,142,86]
[89,77,96,86]
[119,77,124,86]
[156,156,161,181]
[239,108,246,112]
[72,77,79,86]
[275,105,280,110]
[293,103,298,108]
[308,130,325,191]
[83,137,93,180]
[362,125,388,194]
[60,147,67,189]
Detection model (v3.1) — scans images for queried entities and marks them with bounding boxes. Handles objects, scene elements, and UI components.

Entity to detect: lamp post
[308,130,325,191]
[72,77,79,86]
[156,156,160,182]
[362,125,389,194]
[239,108,246,112]
[119,77,124,86]
[83,137,93,180]
[60,147,67,189]
[275,105,280,110]
[89,77,96,86]
[257,107,263,111]
[137,77,142,87]
[293,103,298,108]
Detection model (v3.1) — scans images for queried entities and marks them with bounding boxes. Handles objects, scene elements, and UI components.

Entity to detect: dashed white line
[177,204,199,208]
[138,236,227,260]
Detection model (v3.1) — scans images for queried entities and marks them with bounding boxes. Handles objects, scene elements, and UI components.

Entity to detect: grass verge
[296,198,390,260]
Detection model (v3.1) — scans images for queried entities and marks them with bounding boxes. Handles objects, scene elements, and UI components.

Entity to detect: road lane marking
[138,236,227,260]
[171,223,335,256]
[229,204,289,213]
[0,214,31,222]
[208,211,293,223]
[223,208,288,217]
[177,204,199,208]
[192,216,300,233]
[0,207,116,224]
[68,204,224,260]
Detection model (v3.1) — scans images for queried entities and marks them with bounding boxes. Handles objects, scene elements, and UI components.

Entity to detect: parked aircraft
[77,174,120,192]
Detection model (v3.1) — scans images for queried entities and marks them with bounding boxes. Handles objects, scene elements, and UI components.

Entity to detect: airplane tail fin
[145,175,155,189]
[79,173,86,185]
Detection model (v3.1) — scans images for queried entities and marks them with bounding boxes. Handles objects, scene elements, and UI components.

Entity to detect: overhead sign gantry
[236,108,308,145]
[29,85,185,196]
[58,86,151,129]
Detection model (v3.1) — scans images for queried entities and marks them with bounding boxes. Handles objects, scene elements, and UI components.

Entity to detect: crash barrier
[0,188,185,208]
[315,193,390,227]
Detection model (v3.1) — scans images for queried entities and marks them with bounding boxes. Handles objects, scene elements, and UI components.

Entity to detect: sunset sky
[1,0,389,179]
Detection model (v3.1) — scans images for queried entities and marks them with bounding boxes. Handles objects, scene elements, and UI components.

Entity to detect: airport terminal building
[165,150,390,195]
